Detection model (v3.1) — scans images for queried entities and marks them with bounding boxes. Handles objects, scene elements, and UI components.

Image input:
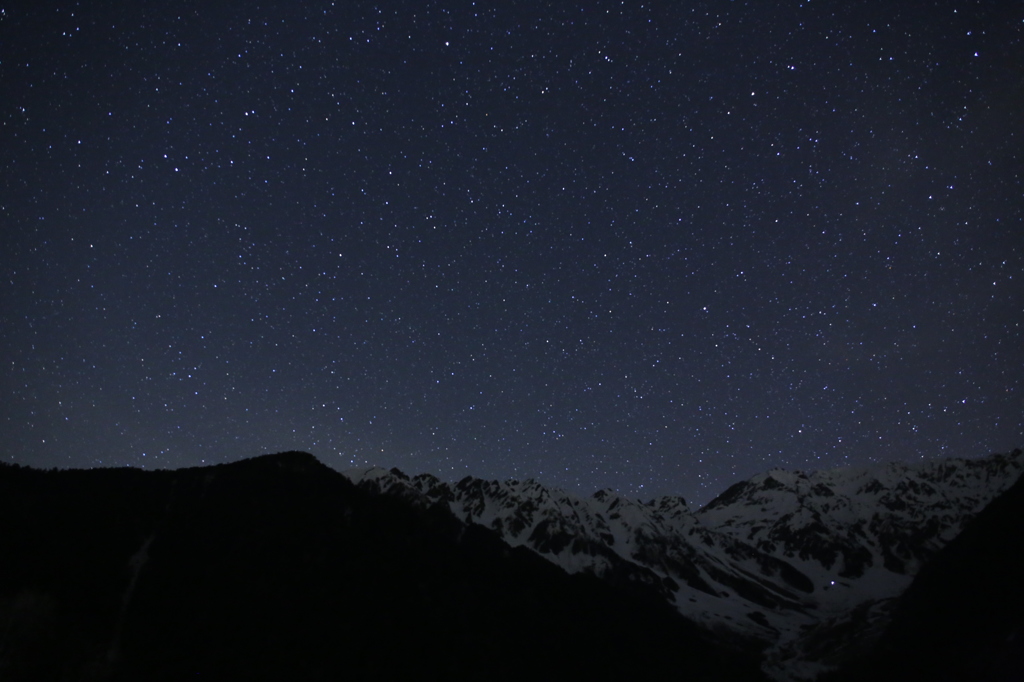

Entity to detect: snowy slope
[344,449,1023,680]
[698,451,1024,606]
[696,450,1023,678]
[345,466,819,638]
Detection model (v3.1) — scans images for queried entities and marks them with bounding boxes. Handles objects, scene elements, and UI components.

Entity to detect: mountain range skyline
[2,447,1020,680]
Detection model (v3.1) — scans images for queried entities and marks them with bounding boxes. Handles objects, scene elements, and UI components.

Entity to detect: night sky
[2,1,1021,507]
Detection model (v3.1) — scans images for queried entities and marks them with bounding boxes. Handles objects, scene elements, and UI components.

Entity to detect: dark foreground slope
[0,453,766,681]
[826,469,1024,682]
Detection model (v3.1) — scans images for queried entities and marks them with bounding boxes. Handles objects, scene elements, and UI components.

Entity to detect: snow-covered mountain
[344,449,1023,680]
[696,451,1023,678]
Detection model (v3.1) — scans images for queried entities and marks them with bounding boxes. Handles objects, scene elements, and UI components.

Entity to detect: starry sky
[2,1,1022,507]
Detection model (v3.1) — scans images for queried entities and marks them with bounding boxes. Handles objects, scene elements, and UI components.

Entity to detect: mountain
[0,452,766,681]
[3,449,1018,681]
[698,450,1023,678]
[345,449,1023,680]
